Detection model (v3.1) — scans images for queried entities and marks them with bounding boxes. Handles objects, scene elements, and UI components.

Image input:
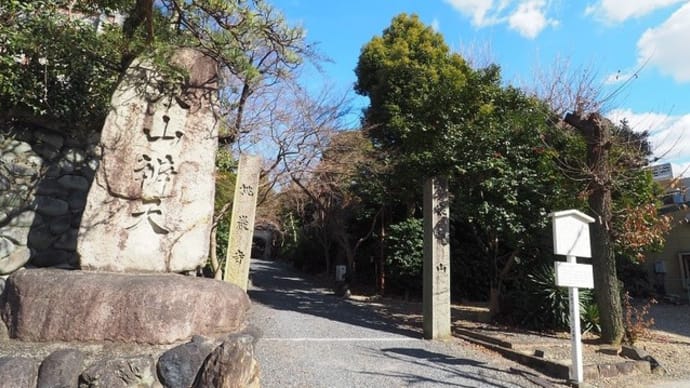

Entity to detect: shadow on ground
[248,259,421,338]
[356,346,555,388]
[382,347,486,366]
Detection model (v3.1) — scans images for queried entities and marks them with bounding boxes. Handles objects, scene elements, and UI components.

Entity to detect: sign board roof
[550,210,594,258]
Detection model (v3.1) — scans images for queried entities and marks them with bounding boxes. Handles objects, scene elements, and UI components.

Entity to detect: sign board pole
[550,209,595,385]
[567,255,584,384]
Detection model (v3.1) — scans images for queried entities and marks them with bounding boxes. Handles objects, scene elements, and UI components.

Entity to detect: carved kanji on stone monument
[78,49,219,272]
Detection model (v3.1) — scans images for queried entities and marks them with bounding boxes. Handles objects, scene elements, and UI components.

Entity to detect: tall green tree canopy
[354,13,579,310]
[355,13,479,178]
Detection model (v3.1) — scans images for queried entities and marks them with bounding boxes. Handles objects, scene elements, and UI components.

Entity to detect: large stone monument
[78,48,218,272]
[0,49,259,386]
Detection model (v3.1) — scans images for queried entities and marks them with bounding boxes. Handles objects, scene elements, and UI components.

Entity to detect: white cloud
[602,2,690,85]
[607,109,690,168]
[508,0,558,39]
[637,3,690,83]
[444,0,497,26]
[443,0,558,38]
[585,0,685,24]
[671,162,690,177]
[431,18,441,32]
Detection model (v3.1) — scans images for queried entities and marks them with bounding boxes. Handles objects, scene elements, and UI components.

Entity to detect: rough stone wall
[0,128,100,273]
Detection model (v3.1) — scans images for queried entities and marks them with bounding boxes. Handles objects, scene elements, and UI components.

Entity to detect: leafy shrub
[450,225,491,301]
[503,264,599,332]
[623,292,657,345]
[524,265,570,329]
[385,217,423,296]
[581,300,600,335]
[276,213,327,273]
[0,2,122,133]
[209,149,236,275]
[214,218,230,271]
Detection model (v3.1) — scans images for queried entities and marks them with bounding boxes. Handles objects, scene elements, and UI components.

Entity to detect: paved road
[248,259,555,388]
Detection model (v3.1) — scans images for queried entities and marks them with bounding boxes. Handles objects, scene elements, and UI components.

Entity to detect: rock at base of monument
[0,245,31,275]
[79,355,158,388]
[0,356,39,388]
[37,348,85,388]
[157,335,217,388]
[192,334,260,388]
[1,269,250,344]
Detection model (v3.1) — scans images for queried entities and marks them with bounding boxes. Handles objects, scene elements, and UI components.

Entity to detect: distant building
[645,163,690,301]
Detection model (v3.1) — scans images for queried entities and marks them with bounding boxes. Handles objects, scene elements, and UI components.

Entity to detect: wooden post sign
[550,209,595,385]
[224,155,262,290]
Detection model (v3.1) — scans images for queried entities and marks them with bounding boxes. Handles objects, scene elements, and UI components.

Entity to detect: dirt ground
[596,303,690,387]
[352,295,690,387]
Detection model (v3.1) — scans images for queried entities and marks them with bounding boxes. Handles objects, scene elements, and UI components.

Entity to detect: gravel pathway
[249,259,559,388]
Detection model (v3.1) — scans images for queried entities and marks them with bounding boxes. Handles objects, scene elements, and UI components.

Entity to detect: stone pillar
[224,155,262,290]
[423,176,451,339]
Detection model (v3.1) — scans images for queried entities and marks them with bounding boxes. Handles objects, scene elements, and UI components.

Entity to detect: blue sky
[270,0,690,176]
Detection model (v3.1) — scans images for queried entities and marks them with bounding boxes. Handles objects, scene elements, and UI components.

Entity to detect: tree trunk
[335,232,356,278]
[565,111,624,345]
[589,192,623,344]
[209,226,222,280]
[344,245,356,275]
[488,287,500,316]
[488,250,518,318]
[378,214,386,295]
[323,244,331,275]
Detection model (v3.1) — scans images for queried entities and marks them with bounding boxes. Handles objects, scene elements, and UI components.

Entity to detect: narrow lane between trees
[249,259,559,388]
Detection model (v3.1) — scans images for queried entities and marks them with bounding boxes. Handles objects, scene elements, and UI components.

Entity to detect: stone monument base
[1,268,250,344]
[0,268,259,387]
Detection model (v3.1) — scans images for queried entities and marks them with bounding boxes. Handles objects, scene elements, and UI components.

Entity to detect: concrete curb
[454,329,651,383]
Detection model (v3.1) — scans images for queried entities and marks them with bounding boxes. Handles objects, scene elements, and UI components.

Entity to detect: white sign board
[651,163,673,181]
[551,210,594,258]
[555,262,594,289]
